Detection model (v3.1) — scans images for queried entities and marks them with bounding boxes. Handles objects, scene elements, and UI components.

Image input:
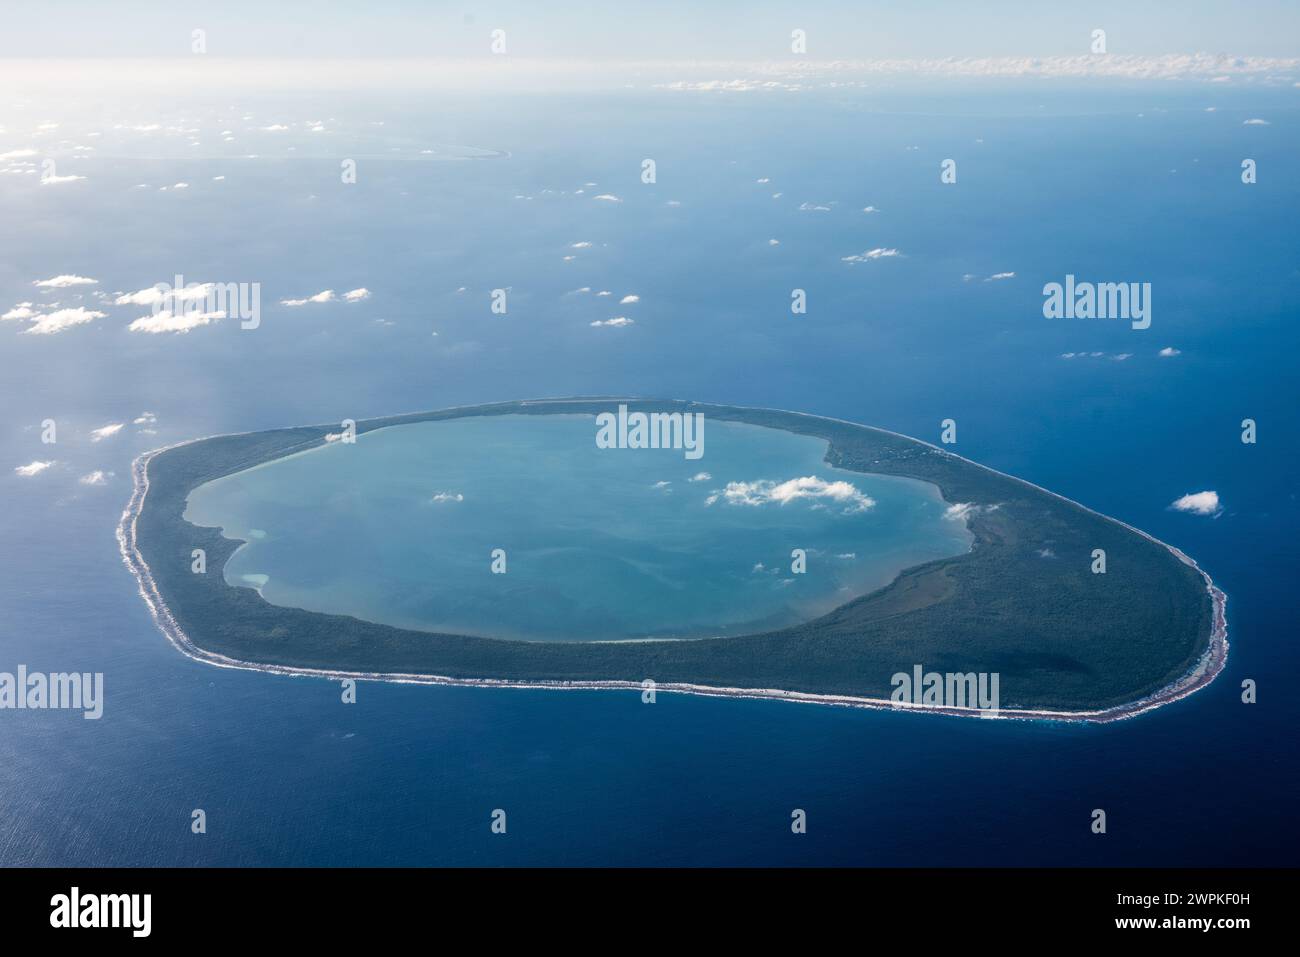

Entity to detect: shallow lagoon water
[184,415,971,641]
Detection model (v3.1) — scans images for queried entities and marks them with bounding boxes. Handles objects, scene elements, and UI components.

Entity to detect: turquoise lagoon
[183,415,971,642]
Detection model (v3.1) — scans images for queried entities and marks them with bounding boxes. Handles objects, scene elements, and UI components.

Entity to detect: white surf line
[117,400,1227,724]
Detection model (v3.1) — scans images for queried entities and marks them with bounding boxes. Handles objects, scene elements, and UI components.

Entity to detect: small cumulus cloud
[944,503,981,522]
[1170,490,1221,516]
[128,310,225,334]
[1158,347,1182,357]
[2,303,37,321]
[593,194,622,203]
[708,476,875,514]
[590,317,633,327]
[90,423,124,441]
[79,470,113,486]
[23,307,106,335]
[619,295,639,304]
[281,290,335,306]
[14,460,55,477]
[842,248,900,263]
[34,275,98,288]
[1060,351,1132,361]
[342,288,371,302]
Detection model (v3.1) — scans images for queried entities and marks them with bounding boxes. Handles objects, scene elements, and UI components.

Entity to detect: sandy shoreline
[117,403,1229,724]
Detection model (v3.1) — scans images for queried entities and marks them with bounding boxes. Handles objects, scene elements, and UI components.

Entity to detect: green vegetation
[134,399,1212,711]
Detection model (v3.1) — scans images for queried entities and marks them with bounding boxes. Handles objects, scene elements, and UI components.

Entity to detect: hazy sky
[4,0,1299,59]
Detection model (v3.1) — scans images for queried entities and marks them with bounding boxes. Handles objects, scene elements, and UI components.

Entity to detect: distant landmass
[119,399,1225,721]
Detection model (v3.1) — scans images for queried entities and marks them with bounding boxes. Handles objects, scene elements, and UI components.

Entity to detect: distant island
[118,399,1226,721]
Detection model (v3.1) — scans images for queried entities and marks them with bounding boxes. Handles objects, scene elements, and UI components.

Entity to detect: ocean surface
[183,415,970,640]
[1,81,1297,865]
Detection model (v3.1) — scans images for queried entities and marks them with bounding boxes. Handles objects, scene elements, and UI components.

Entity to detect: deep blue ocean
[1,82,1296,865]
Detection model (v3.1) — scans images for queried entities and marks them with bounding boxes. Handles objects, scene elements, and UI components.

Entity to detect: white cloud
[431,492,464,503]
[799,202,831,212]
[591,317,633,327]
[1170,490,1221,516]
[984,272,1015,281]
[655,54,1300,90]
[281,290,335,306]
[23,307,106,335]
[134,412,158,426]
[1060,351,1133,361]
[2,303,37,321]
[128,310,225,334]
[1158,347,1182,357]
[116,283,214,307]
[862,205,879,213]
[688,472,711,482]
[90,423,124,442]
[342,288,371,302]
[260,124,290,131]
[0,149,37,160]
[14,460,54,477]
[79,470,113,486]
[944,503,980,522]
[768,238,780,246]
[34,275,98,288]
[570,241,593,249]
[709,476,875,514]
[619,294,640,304]
[842,248,900,263]
[41,173,86,185]
[593,194,622,203]
[1243,118,1271,125]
